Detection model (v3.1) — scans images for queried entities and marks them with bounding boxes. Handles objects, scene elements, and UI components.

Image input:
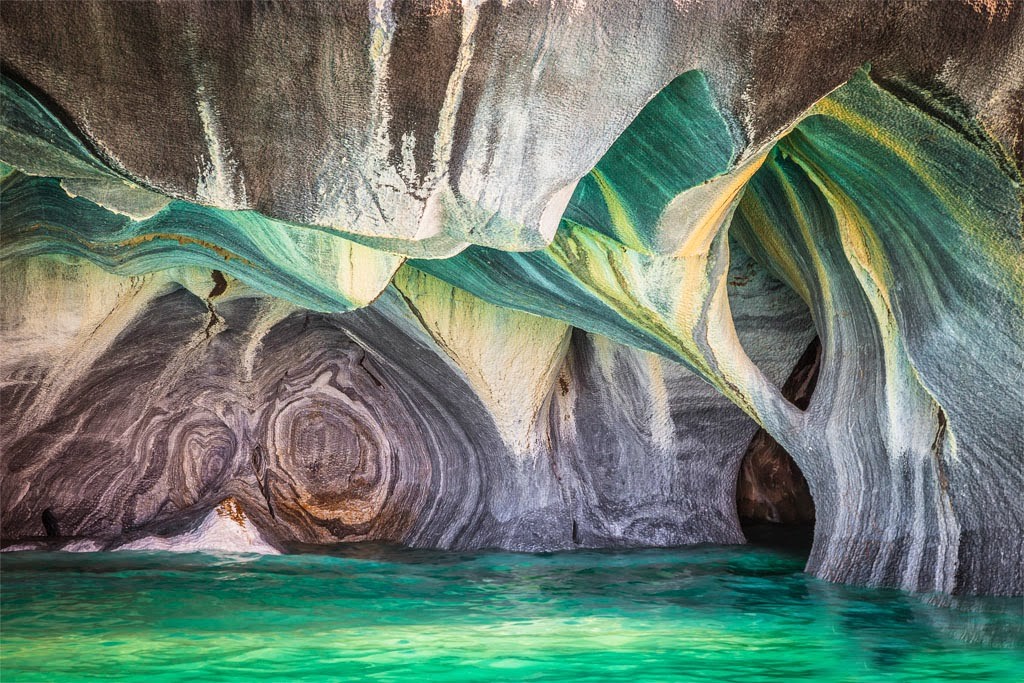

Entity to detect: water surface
[2,540,1022,682]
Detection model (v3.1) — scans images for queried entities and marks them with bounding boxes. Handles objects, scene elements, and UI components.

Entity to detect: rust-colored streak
[24,222,254,266]
[215,497,248,527]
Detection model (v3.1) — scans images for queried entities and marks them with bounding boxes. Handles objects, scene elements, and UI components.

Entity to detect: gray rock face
[2,1,1020,251]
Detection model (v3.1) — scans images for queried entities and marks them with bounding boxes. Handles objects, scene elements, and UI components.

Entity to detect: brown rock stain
[215,497,248,527]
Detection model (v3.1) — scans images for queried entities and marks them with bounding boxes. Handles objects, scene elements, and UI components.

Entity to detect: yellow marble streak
[589,168,646,252]
[549,201,795,428]
[810,95,1023,287]
[662,150,769,258]
[393,267,572,453]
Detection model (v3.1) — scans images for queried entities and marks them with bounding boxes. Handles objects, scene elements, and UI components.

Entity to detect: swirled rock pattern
[1,1,1022,595]
[1,252,812,553]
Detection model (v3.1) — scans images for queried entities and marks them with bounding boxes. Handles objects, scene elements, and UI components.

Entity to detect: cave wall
[1,1,1021,595]
[1,252,812,552]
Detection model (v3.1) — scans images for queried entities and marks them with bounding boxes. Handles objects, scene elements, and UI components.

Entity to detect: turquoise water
[2,541,1022,682]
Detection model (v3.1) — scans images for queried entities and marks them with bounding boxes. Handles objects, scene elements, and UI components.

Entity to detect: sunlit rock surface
[1,1,1022,595]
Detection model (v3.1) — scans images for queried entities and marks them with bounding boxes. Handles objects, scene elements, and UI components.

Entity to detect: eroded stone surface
[1,1,1022,595]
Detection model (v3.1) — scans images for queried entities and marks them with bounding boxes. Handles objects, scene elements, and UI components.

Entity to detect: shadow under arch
[736,336,819,551]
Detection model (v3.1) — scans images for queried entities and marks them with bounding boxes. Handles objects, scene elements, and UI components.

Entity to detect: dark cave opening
[736,337,820,552]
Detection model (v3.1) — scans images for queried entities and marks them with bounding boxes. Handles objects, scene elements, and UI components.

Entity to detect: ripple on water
[1,545,1022,682]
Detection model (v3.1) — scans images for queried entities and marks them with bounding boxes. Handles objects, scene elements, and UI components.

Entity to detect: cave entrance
[736,337,819,553]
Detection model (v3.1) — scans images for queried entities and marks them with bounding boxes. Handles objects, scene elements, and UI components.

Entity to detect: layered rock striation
[1,1,1021,595]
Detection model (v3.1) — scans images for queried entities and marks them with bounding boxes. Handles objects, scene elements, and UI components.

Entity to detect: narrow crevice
[209,269,228,298]
[549,330,584,547]
[250,443,276,520]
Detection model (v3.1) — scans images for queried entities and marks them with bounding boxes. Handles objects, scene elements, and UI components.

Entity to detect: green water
[2,541,1022,682]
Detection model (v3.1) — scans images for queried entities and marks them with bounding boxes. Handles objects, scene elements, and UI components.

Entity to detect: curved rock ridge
[1,3,1023,596]
[391,266,572,454]
[0,78,403,312]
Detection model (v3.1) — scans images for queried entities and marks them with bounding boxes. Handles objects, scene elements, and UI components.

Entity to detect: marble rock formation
[1,1,1022,596]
